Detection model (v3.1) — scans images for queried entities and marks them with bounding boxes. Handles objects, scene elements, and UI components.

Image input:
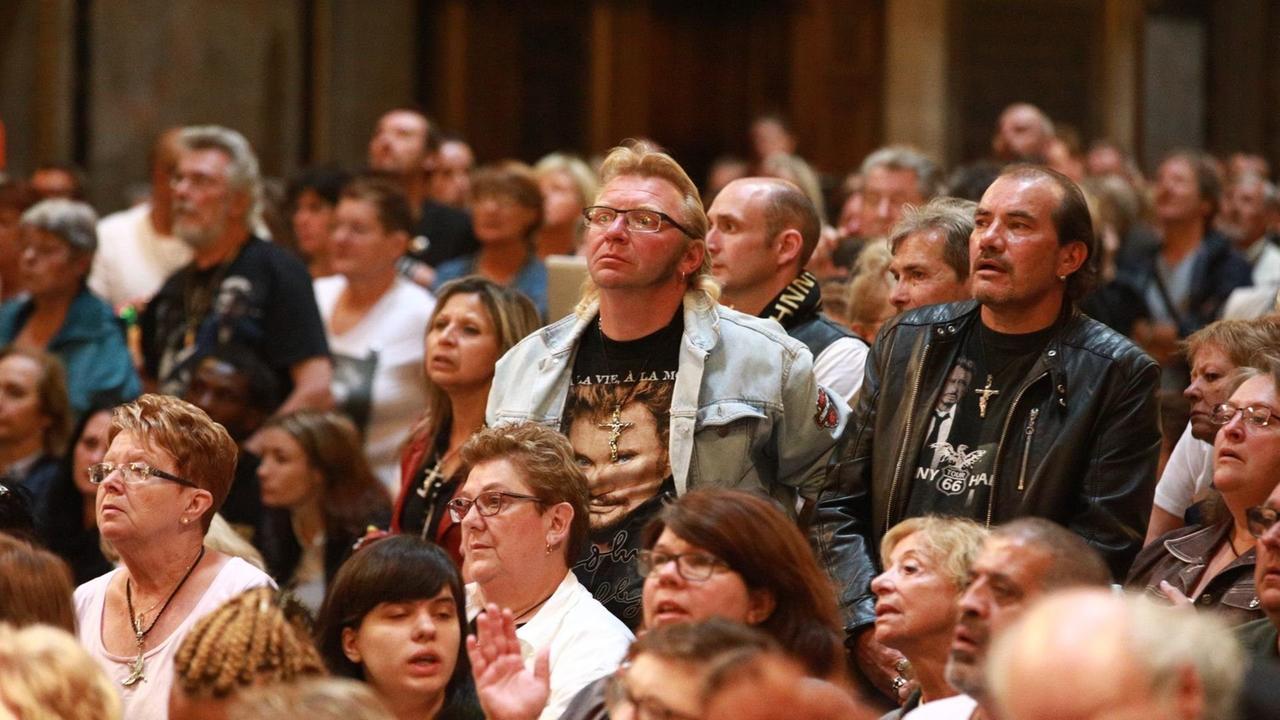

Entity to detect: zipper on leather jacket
[887,340,931,526]
[1018,408,1039,491]
[986,372,1048,527]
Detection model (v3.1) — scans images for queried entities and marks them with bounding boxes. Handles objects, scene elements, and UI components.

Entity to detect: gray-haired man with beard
[140,126,331,418]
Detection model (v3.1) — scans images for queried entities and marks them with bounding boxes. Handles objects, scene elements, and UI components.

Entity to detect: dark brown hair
[340,176,414,236]
[261,411,390,541]
[641,489,844,678]
[314,536,472,711]
[0,345,72,457]
[995,164,1099,301]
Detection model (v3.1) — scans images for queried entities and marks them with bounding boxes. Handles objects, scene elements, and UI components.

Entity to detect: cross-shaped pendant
[976,374,999,419]
[417,461,447,498]
[598,405,634,463]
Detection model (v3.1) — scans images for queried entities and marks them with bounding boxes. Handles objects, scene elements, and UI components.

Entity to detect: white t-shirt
[814,335,868,402]
[902,693,979,719]
[74,556,273,720]
[314,275,435,494]
[1152,422,1215,517]
[90,203,193,309]
[467,572,634,720]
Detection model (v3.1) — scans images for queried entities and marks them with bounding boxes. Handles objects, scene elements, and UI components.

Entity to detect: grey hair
[888,196,977,281]
[988,592,1241,720]
[20,199,99,254]
[859,145,942,200]
[178,125,263,228]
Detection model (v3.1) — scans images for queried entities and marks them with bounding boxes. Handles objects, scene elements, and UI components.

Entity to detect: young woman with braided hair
[169,586,326,720]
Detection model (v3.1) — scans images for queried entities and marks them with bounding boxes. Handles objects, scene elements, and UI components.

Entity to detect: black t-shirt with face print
[905,321,1055,519]
[562,309,681,628]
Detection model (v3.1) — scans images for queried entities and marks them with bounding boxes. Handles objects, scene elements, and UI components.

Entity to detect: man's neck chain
[121,545,206,687]
[596,317,655,463]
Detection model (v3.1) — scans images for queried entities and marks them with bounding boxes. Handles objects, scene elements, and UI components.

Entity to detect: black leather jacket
[813,301,1161,634]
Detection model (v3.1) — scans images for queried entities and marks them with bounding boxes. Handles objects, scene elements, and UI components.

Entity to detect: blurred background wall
[1,0,1277,213]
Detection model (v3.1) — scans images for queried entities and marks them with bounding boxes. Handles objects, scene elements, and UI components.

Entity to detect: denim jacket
[486,293,847,511]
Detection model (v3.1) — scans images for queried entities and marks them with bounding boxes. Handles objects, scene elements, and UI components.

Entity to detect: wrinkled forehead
[597,174,686,214]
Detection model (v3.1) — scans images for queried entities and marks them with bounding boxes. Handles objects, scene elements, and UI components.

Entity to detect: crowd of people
[0,100,1279,720]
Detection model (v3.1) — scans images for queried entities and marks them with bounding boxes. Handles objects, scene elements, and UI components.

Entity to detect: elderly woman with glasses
[468,488,849,720]
[454,421,632,720]
[1127,357,1280,626]
[0,199,141,416]
[73,394,273,719]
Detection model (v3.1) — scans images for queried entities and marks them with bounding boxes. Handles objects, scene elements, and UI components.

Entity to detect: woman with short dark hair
[315,535,479,720]
[315,176,437,492]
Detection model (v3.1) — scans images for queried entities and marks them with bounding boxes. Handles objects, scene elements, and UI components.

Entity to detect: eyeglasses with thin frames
[636,549,730,582]
[582,205,696,238]
[87,462,199,489]
[446,491,545,523]
[1211,402,1275,429]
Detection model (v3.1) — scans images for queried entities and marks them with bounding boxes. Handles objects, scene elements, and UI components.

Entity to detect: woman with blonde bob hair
[74,394,274,719]
[533,152,599,257]
[871,515,989,718]
[0,622,123,720]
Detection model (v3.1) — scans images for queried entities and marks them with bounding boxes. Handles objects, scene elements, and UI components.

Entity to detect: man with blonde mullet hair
[488,141,847,625]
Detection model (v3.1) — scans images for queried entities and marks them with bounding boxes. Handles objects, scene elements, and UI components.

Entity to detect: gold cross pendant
[976,374,1000,419]
[597,405,634,463]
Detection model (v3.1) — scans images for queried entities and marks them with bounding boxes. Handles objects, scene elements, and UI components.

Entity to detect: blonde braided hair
[174,587,325,698]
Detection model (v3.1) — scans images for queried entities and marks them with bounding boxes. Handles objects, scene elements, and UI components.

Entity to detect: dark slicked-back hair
[992,517,1114,586]
[757,178,822,268]
[995,164,1099,301]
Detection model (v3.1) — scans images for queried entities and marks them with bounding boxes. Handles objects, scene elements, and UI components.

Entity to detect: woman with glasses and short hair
[455,421,632,720]
[1127,356,1280,625]
[73,394,273,719]
[469,487,849,720]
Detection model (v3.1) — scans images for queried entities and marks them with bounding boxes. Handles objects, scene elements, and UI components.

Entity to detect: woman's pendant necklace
[121,626,146,686]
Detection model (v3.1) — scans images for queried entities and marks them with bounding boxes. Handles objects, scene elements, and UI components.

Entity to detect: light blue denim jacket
[486,293,848,512]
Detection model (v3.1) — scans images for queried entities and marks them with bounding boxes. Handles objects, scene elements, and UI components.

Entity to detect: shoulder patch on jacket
[815,387,839,428]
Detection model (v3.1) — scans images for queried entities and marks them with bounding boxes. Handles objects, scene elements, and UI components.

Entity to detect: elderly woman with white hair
[0,198,140,415]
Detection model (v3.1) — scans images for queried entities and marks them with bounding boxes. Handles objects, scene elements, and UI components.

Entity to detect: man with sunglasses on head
[487,142,848,628]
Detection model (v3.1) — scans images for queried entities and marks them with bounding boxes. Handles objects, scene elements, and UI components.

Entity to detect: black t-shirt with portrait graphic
[562,309,681,629]
[905,321,1056,519]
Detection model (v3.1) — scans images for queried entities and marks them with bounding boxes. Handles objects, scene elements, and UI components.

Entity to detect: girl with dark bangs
[315,535,480,720]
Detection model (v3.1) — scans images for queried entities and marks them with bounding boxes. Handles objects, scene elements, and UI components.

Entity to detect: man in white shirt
[90,129,193,310]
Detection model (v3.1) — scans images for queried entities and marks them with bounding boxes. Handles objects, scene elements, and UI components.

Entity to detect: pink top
[75,556,273,720]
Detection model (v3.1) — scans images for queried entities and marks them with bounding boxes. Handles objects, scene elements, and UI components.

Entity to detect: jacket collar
[919,299,1077,407]
[540,292,719,357]
[1164,521,1256,571]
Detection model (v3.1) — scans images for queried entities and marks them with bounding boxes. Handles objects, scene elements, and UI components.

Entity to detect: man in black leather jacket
[814,164,1160,694]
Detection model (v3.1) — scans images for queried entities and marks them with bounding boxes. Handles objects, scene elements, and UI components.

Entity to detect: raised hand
[467,603,551,720]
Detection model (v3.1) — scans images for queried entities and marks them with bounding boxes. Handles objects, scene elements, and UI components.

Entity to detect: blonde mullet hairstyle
[0,623,123,720]
[575,140,719,317]
[174,586,326,699]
